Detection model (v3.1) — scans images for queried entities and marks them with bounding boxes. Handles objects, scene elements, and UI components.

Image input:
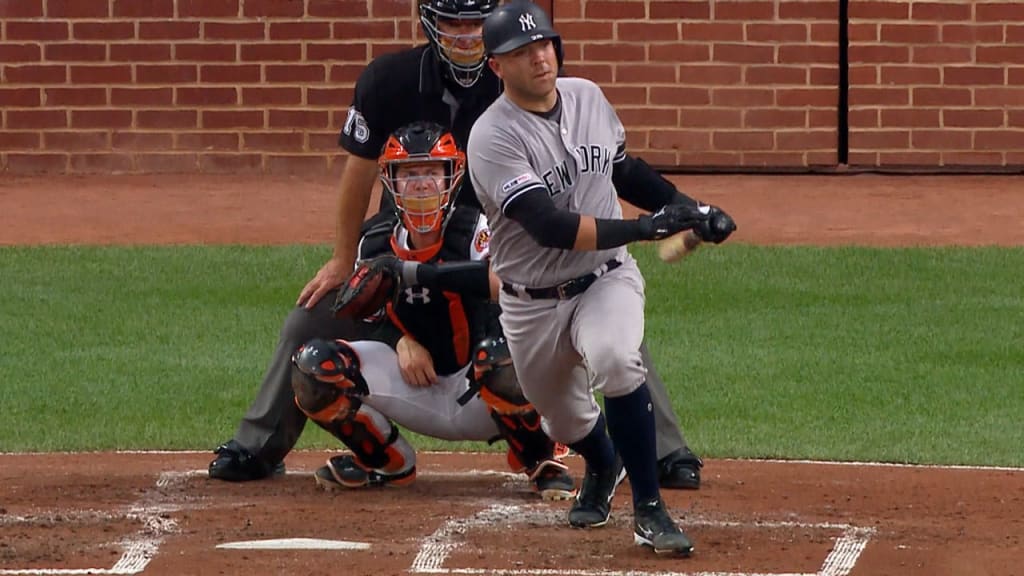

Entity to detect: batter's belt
[501,259,621,300]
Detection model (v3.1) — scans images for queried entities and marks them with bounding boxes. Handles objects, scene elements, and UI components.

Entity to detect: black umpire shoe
[658,447,704,490]
[567,461,624,528]
[208,440,285,482]
[633,498,694,556]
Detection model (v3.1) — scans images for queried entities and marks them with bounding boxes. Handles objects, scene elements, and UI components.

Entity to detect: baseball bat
[657,230,702,263]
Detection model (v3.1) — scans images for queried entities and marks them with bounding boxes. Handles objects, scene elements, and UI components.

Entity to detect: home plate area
[0,451,1020,575]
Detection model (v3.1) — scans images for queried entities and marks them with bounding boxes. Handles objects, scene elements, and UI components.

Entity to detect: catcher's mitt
[331,256,400,319]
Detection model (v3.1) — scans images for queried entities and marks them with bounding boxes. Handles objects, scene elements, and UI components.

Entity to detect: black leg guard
[310,402,415,475]
[291,337,413,474]
[490,409,558,473]
[472,332,573,500]
[490,409,576,500]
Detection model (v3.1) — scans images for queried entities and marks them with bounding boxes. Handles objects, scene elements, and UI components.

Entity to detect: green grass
[1,244,1021,467]
[643,245,1023,467]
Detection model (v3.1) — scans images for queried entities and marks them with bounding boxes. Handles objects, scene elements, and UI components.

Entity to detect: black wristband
[401,260,491,299]
[594,217,649,249]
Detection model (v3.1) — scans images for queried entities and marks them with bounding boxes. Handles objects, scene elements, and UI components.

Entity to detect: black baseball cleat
[314,455,416,490]
[529,459,576,501]
[567,462,622,528]
[658,447,704,490]
[633,498,694,556]
[208,440,285,482]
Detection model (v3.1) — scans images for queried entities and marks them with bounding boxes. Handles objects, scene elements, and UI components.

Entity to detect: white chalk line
[423,565,806,569]
[0,470,188,576]
[2,465,876,576]
[0,468,517,576]
[410,504,874,576]
[1,450,1021,473]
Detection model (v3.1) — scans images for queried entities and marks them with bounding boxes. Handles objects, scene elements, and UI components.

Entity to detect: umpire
[209,0,704,489]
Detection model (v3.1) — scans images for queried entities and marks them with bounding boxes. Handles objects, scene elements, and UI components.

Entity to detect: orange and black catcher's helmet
[379,121,466,235]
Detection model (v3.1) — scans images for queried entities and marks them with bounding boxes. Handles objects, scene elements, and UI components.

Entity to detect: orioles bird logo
[474,229,491,253]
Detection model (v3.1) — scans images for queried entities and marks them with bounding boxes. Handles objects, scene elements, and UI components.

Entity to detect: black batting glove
[638,203,710,241]
[693,205,737,244]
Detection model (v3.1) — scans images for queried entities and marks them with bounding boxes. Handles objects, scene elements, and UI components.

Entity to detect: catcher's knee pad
[473,336,532,415]
[491,409,560,475]
[317,404,414,474]
[291,338,370,421]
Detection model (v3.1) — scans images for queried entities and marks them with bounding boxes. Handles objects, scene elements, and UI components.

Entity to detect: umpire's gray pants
[231,290,363,465]
[230,294,689,465]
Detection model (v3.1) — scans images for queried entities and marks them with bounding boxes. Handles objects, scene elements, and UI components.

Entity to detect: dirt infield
[1,452,1022,576]
[1,173,1023,576]
[2,173,1022,246]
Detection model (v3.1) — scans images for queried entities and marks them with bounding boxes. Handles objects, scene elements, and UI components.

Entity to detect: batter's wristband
[595,217,648,249]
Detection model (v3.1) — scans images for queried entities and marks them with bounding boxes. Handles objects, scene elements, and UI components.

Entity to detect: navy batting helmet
[482,0,562,63]
[419,0,499,87]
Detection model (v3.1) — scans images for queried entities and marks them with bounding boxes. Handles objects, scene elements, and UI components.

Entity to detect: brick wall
[556,0,1024,170]
[1,0,1022,174]
[847,1,1024,167]
[0,0,418,175]
[557,0,839,168]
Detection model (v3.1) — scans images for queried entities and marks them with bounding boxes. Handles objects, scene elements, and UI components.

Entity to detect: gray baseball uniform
[468,77,648,443]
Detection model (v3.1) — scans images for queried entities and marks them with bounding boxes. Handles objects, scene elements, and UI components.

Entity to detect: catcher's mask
[419,0,498,88]
[291,338,369,397]
[379,121,465,236]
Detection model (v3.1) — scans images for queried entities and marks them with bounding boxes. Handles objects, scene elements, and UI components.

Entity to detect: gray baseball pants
[230,291,689,464]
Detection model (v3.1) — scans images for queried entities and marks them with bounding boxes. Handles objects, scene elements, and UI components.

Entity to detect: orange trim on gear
[348,411,413,477]
[444,290,470,366]
[299,394,354,423]
[352,410,389,443]
[381,446,414,478]
[480,387,533,415]
[506,448,526,473]
[391,235,442,263]
[385,300,413,338]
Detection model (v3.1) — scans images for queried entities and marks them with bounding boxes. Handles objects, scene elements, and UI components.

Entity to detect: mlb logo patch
[501,173,533,193]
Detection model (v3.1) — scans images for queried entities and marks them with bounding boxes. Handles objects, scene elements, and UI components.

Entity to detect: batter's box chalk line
[410,504,875,576]
[0,470,188,576]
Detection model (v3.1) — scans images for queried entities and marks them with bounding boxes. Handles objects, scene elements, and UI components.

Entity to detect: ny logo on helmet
[518,13,536,31]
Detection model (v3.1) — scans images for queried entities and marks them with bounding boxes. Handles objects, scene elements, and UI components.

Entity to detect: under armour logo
[519,13,536,31]
[404,286,432,304]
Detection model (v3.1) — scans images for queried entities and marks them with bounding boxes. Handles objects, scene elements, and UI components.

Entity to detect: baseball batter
[468,1,736,556]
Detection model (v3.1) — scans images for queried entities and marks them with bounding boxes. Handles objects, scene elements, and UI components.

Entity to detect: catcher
[290,121,575,500]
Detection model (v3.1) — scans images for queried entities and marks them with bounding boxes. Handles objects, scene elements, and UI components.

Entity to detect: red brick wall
[556,0,1024,170]
[1,0,1022,174]
[847,1,1024,167]
[0,0,418,175]
[556,0,839,168]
